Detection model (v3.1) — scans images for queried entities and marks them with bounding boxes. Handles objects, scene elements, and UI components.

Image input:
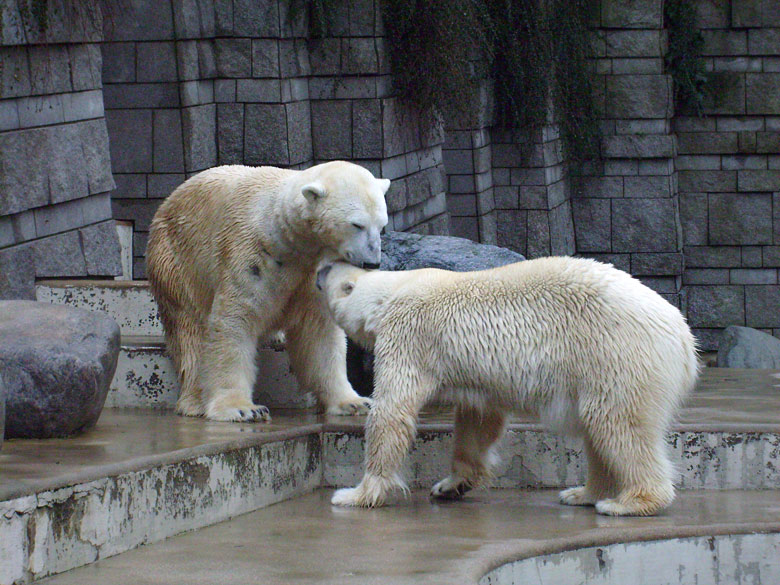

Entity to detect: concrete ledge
[1,430,321,584]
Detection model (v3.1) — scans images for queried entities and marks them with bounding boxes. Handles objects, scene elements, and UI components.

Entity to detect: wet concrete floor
[2,368,779,501]
[38,488,780,585]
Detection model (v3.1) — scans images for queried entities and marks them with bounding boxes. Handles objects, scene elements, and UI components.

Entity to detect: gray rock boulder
[380,231,525,271]
[717,326,780,369]
[0,301,120,438]
[347,232,525,396]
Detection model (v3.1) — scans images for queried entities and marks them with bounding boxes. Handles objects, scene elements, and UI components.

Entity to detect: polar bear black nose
[363,262,380,270]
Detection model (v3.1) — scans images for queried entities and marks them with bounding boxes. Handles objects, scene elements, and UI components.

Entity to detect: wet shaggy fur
[319,257,700,516]
[146,161,389,422]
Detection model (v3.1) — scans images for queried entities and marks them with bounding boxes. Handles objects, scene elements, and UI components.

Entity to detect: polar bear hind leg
[431,405,506,500]
[583,404,675,516]
[284,284,371,415]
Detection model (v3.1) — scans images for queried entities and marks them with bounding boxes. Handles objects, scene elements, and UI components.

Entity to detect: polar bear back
[372,257,698,419]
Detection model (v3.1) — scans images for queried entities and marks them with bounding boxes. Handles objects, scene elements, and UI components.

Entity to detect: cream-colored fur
[146,161,389,422]
[319,257,700,516]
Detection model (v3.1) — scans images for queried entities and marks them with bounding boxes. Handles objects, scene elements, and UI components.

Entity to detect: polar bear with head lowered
[317,257,699,516]
[146,161,389,422]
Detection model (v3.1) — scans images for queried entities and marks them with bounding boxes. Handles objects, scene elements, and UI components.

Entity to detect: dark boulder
[0,301,120,438]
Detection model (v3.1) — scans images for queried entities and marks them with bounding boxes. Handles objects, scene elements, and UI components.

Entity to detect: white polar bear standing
[317,257,700,516]
[146,161,389,422]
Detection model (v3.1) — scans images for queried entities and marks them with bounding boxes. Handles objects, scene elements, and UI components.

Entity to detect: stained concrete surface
[37,489,780,585]
[0,409,321,502]
[2,368,779,502]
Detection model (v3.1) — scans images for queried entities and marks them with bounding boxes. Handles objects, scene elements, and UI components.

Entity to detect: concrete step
[1,369,779,584]
[36,280,161,337]
[36,280,308,410]
[36,489,780,585]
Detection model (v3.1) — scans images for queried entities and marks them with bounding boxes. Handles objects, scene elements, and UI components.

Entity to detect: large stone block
[232,0,280,37]
[684,246,742,268]
[718,326,780,368]
[601,135,675,158]
[572,198,611,252]
[606,75,672,118]
[747,74,780,115]
[0,301,119,438]
[341,38,377,74]
[352,99,382,158]
[624,175,671,198]
[103,0,174,41]
[80,220,122,276]
[677,132,738,154]
[105,109,153,173]
[686,285,745,327]
[81,118,116,195]
[28,45,72,94]
[746,285,780,328]
[173,0,216,38]
[137,42,177,82]
[32,230,87,277]
[47,124,89,204]
[279,39,310,77]
[112,199,161,232]
[738,170,780,191]
[701,30,746,56]
[748,28,780,56]
[103,83,180,109]
[181,104,217,172]
[702,72,746,115]
[153,109,185,172]
[72,44,103,92]
[217,103,244,164]
[286,101,312,165]
[733,0,780,28]
[612,198,678,253]
[678,170,736,192]
[311,100,352,159]
[0,128,49,215]
[709,192,772,245]
[496,209,527,255]
[605,30,664,57]
[0,245,35,299]
[631,252,683,276]
[101,42,136,84]
[0,47,31,97]
[549,200,576,256]
[601,0,662,28]
[679,193,708,246]
[215,39,251,77]
[236,79,281,102]
[245,103,288,165]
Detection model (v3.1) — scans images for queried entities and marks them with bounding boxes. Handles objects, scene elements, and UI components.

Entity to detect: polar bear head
[299,161,389,268]
[316,261,386,350]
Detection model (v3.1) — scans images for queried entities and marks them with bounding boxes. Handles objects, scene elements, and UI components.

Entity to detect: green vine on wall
[293,0,600,168]
[665,0,707,115]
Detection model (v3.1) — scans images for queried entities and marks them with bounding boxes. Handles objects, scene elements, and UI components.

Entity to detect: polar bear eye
[341,282,355,295]
[351,222,365,231]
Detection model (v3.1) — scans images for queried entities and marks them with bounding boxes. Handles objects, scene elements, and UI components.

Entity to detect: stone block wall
[101,0,448,277]
[675,0,780,349]
[0,0,121,299]
[576,0,683,308]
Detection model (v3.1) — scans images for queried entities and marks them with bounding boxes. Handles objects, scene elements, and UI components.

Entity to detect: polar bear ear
[302,182,327,202]
[377,178,391,195]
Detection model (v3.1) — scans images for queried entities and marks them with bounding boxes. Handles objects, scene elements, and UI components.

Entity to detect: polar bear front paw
[559,486,596,506]
[327,397,373,416]
[431,476,472,500]
[207,403,271,422]
[331,487,363,507]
